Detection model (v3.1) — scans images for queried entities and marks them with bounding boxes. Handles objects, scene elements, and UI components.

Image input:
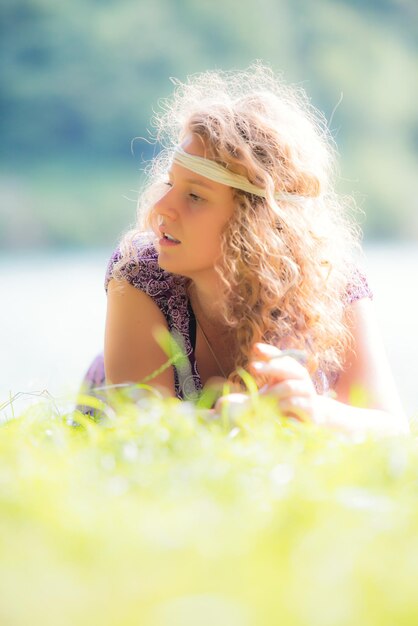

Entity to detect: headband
[172,146,306,203]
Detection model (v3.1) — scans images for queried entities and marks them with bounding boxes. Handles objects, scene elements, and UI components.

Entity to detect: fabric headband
[172,146,306,203]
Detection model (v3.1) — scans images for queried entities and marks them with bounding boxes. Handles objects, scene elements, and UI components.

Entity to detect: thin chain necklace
[187,283,228,379]
[195,318,228,379]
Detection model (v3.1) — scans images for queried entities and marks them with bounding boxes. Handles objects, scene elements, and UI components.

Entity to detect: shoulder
[104,235,184,300]
[343,265,373,306]
[105,276,176,395]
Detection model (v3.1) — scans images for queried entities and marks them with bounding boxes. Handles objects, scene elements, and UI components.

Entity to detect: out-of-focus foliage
[1,0,417,246]
[0,390,417,625]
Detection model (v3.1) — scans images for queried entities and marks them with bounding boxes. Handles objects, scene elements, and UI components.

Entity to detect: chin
[156,258,200,281]
[157,253,184,275]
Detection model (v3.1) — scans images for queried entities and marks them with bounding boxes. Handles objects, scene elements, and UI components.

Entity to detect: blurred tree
[0,0,417,245]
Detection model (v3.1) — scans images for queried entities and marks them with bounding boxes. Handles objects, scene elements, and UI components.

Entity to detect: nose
[154,185,178,222]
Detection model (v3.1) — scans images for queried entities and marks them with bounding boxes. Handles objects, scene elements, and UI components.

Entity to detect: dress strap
[187,298,197,351]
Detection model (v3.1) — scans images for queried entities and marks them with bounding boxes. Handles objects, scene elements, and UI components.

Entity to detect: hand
[214,392,252,422]
[249,342,325,425]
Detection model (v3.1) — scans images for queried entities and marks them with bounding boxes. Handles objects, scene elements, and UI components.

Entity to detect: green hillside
[1,0,417,246]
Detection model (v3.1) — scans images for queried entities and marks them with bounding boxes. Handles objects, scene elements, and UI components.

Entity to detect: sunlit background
[1,0,417,415]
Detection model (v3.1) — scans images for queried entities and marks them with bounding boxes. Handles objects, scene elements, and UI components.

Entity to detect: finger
[250,356,307,382]
[252,342,282,361]
[214,393,252,421]
[214,393,250,411]
[252,343,308,366]
[276,397,312,423]
[259,379,313,400]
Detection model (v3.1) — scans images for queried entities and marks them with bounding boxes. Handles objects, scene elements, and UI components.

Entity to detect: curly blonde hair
[112,63,366,391]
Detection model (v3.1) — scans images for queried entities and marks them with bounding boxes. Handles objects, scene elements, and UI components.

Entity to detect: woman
[80,64,409,436]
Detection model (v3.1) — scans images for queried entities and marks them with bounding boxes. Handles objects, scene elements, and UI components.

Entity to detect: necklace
[187,283,228,379]
[195,317,228,379]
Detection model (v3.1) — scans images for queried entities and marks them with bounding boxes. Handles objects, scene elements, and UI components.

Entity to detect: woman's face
[153,134,235,280]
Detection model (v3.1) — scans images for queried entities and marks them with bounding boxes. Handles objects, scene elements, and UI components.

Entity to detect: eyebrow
[184,177,215,190]
[168,172,216,191]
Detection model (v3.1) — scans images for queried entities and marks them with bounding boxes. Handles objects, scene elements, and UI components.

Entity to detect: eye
[188,192,204,203]
[163,181,173,188]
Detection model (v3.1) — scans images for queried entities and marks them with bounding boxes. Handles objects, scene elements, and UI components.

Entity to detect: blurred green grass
[1,390,417,626]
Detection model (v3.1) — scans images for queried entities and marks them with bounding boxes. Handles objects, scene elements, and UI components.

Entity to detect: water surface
[1,243,417,417]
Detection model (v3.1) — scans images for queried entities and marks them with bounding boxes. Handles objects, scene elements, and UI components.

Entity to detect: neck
[187,277,226,326]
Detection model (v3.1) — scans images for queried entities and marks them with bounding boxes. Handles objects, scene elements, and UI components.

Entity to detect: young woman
[80,64,409,436]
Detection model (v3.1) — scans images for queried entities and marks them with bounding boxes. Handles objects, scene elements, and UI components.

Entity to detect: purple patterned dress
[79,238,373,410]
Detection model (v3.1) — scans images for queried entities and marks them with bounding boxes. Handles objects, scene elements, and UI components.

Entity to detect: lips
[158,225,181,243]
[163,233,181,243]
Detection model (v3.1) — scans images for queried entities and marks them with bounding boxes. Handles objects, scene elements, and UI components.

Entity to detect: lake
[1,243,417,418]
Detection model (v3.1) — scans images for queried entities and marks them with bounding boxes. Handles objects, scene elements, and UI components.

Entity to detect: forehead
[169,134,235,197]
[169,165,217,190]
[168,162,234,199]
[180,133,213,159]
[178,132,250,183]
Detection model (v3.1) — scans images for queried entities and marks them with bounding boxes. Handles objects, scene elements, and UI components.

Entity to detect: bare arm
[104,278,176,396]
[216,298,410,437]
[324,297,410,435]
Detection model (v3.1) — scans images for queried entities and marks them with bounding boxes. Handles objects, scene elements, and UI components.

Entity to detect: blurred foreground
[0,392,417,625]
